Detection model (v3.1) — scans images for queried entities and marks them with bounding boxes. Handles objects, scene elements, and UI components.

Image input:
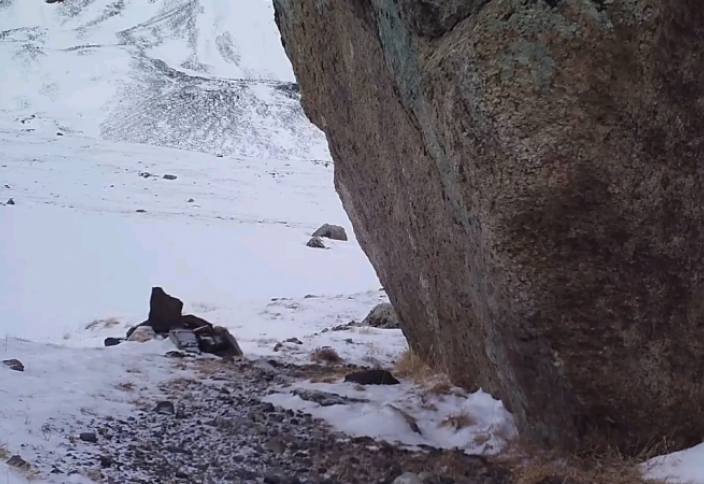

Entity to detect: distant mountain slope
[0,0,328,160]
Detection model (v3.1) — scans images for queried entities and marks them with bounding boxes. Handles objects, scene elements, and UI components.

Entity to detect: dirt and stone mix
[34,355,512,484]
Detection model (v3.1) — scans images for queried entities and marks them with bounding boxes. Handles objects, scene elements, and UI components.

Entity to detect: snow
[264,381,516,455]
[644,445,704,483]
[0,1,702,484]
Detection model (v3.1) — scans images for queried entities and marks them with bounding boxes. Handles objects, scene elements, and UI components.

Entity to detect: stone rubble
[27,357,511,484]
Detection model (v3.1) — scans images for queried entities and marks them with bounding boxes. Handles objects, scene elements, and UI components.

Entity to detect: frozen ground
[0,127,517,484]
[1,0,703,482]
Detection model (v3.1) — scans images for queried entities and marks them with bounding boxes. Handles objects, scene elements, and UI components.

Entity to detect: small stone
[56,132,63,136]
[154,400,175,415]
[306,236,326,249]
[362,302,400,329]
[163,174,178,180]
[175,470,189,479]
[266,438,286,454]
[135,209,146,213]
[7,455,30,469]
[6,198,15,205]
[104,337,124,347]
[312,223,348,241]
[2,359,24,371]
[187,198,195,203]
[393,473,424,484]
[79,432,98,443]
[98,455,113,468]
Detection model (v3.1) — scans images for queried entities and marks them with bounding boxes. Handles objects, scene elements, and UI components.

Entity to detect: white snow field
[0,1,702,483]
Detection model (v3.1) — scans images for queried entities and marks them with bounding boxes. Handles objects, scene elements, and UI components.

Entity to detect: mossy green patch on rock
[273,0,704,457]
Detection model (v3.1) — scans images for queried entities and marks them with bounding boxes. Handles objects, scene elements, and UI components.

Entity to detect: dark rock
[79,432,98,443]
[103,337,124,347]
[273,0,704,456]
[187,198,195,203]
[7,455,30,469]
[56,132,63,136]
[6,198,14,205]
[197,325,244,358]
[135,209,146,213]
[154,401,175,415]
[2,359,24,371]
[306,237,326,249]
[312,223,348,241]
[362,303,399,329]
[344,369,400,386]
[138,171,152,178]
[98,456,114,468]
[264,474,282,484]
[148,287,184,334]
[169,328,200,353]
[163,174,178,180]
[182,313,213,331]
[164,350,193,358]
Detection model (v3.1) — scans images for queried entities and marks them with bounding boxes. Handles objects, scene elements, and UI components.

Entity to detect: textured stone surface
[273,0,704,454]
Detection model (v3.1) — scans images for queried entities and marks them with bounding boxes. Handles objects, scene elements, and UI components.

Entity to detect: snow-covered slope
[0,0,327,159]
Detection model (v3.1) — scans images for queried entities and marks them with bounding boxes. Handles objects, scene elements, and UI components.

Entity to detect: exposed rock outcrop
[312,223,348,241]
[273,0,704,455]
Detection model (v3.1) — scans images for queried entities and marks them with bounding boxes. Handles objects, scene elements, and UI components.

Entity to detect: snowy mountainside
[0,0,328,160]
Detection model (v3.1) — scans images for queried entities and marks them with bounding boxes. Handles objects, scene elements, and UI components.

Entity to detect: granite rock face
[273,0,704,455]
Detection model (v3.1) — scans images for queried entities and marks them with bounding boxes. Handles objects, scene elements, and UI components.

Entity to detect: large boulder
[273,0,704,455]
[149,287,184,333]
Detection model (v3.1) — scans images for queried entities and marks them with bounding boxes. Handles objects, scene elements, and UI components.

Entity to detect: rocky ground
[36,354,512,484]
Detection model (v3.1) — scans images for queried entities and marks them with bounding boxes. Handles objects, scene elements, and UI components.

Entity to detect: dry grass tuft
[85,317,120,331]
[439,410,475,430]
[394,349,459,396]
[394,349,434,383]
[493,436,666,484]
[115,382,136,392]
[310,346,343,365]
[510,453,654,484]
[0,441,9,460]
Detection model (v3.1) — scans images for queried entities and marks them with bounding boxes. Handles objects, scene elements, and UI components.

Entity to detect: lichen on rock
[273,0,704,456]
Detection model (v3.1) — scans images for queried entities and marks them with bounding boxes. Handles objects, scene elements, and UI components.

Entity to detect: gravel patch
[37,356,511,484]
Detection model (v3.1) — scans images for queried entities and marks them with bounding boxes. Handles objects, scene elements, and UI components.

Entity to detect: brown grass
[487,434,667,484]
[310,346,343,364]
[115,382,136,392]
[509,451,659,484]
[394,349,433,383]
[0,441,8,460]
[394,349,458,396]
[85,317,120,331]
